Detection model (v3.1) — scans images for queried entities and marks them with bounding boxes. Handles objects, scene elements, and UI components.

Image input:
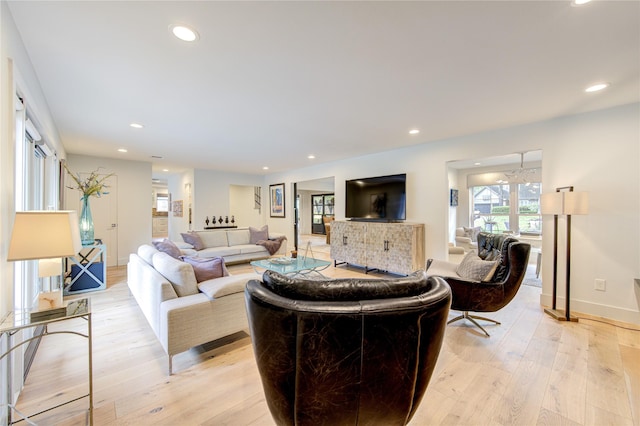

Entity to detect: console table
[65,243,106,295]
[331,221,425,275]
[0,298,93,425]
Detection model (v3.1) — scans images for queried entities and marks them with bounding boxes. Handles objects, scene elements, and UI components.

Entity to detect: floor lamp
[540,187,589,322]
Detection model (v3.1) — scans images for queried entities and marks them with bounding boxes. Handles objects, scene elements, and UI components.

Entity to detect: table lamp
[7,211,82,311]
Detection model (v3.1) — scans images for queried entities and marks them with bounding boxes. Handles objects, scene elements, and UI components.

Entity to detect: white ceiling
[8,1,639,177]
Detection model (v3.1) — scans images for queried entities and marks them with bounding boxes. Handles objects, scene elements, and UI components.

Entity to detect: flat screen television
[345,173,406,221]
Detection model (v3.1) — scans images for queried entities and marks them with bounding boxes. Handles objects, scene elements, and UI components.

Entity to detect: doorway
[294,177,335,251]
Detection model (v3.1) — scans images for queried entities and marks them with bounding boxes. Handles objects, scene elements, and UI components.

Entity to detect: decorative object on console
[64,164,113,245]
[231,215,235,225]
[205,216,210,226]
[269,183,285,218]
[218,216,224,224]
[540,186,589,322]
[7,211,82,316]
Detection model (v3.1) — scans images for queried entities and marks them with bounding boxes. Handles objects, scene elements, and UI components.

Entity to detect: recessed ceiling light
[118,148,128,153]
[585,82,610,93]
[130,123,144,129]
[263,166,269,170]
[572,0,591,5]
[409,129,420,135]
[169,24,199,42]
[308,155,316,159]
[162,169,169,172]
[474,162,481,166]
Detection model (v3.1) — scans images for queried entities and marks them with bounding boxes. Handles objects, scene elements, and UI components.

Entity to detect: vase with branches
[64,164,114,244]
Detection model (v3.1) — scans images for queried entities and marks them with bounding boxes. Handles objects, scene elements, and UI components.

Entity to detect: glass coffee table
[251,256,331,278]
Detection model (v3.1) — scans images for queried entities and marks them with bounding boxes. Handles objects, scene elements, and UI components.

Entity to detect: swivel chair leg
[447,311,500,337]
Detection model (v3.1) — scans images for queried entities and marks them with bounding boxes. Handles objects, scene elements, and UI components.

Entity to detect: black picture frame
[270,183,285,217]
[450,189,459,207]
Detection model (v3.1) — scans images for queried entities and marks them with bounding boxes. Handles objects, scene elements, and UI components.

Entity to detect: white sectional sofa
[176,227,287,264]
[127,244,260,374]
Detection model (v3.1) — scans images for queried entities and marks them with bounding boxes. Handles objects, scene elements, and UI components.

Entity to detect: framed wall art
[450,189,459,207]
[173,200,183,217]
[269,183,285,218]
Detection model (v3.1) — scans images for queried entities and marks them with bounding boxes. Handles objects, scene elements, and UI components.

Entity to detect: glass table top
[0,298,90,333]
[251,257,331,275]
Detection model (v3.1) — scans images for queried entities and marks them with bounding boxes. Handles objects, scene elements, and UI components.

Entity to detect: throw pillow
[152,238,182,259]
[456,251,499,282]
[249,225,269,244]
[181,232,205,250]
[181,256,228,283]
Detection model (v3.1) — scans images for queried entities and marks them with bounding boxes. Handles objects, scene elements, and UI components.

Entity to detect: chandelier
[502,152,536,185]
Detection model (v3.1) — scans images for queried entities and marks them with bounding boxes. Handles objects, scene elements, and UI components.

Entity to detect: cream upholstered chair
[454,226,481,251]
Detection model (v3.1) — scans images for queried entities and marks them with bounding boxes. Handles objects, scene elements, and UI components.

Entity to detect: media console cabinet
[330,221,425,275]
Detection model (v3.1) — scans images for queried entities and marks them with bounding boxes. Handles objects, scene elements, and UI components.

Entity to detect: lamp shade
[7,211,82,261]
[563,191,589,215]
[540,192,563,215]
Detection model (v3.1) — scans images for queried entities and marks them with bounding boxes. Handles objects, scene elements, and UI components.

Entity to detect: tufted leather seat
[427,232,531,336]
[245,270,451,426]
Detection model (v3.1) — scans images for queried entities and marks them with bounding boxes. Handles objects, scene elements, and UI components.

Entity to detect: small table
[65,243,106,295]
[251,257,331,277]
[1,298,93,425]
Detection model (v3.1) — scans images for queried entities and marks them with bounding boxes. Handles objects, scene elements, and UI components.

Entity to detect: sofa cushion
[238,244,268,255]
[181,232,205,250]
[198,231,229,248]
[197,246,242,258]
[152,252,199,297]
[153,239,182,259]
[181,256,228,283]
[138,244,159,265]
[456,251,498,282]
[197,274,254,299]
[227,229,251,246]
[249,225,269,244]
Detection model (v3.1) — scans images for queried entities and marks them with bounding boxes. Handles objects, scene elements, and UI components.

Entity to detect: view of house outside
[471,183,542,235]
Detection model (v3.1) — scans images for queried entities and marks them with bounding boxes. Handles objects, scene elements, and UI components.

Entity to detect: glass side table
[0,298,92,425]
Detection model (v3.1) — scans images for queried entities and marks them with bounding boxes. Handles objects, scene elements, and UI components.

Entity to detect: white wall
[229,185,262,229]
[65,154,151,266]
[188,169,264,236]
[264,103,640,325]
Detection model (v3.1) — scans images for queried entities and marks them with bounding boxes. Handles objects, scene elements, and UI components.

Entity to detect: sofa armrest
[455,236,472,244]
[426,258,460,277]
[268,233,288,255]
[160,292,248,356]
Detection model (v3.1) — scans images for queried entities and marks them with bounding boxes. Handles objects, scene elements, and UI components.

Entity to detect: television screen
[345,174,406,221]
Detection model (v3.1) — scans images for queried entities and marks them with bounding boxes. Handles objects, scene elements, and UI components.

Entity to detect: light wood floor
[14,251,640,426]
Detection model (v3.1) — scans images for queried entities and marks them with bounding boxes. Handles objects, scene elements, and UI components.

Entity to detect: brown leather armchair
[245,270,451,426]
[426,232,531,336]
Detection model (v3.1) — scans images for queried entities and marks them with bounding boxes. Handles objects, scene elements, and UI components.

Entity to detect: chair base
[447,311,501,337]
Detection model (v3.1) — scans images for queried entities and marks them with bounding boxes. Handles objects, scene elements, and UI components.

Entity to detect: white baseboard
[539,293,640,327]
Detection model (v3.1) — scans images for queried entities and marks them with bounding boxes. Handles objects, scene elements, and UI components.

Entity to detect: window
[156,194,169,212]
[470,182,542,235]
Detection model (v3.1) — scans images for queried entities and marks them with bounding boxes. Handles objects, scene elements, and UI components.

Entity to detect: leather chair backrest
[477,232,519,283]
[245,271,451,426]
